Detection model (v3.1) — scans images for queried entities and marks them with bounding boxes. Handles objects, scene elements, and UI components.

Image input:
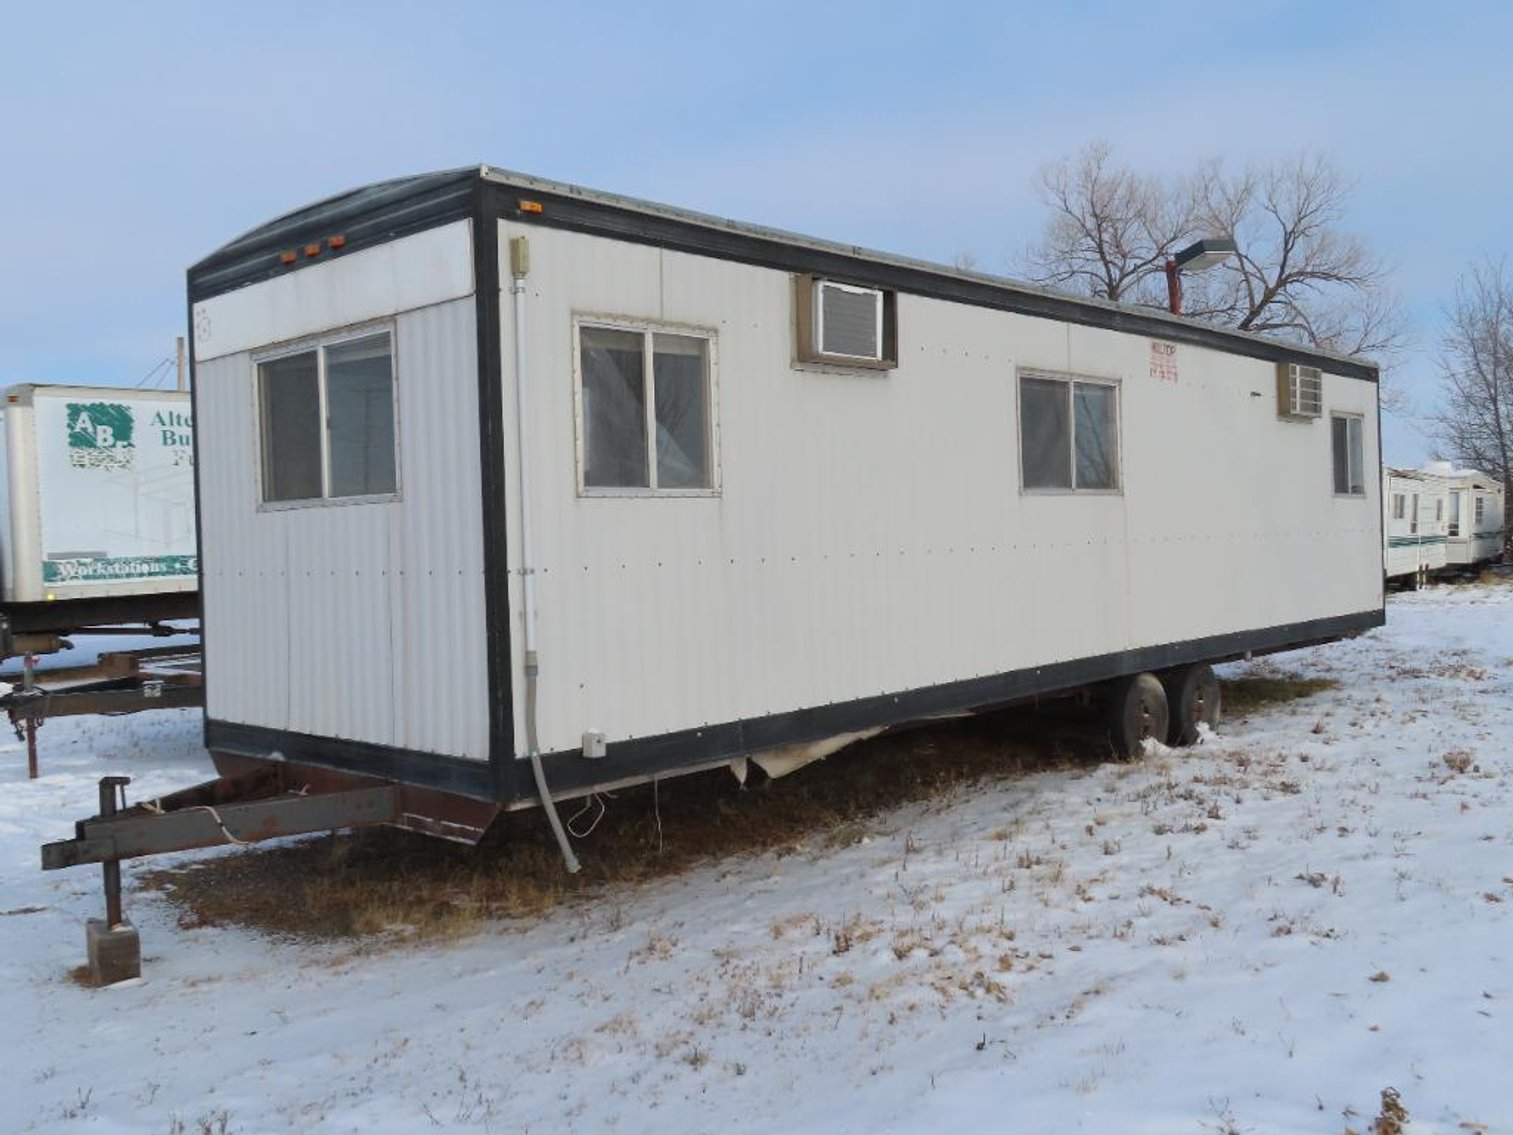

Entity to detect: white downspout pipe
[509,235,580,873]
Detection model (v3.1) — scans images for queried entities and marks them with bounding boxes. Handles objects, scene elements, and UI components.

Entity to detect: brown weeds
[138,702,1111,946]
[1221,674,1338,718]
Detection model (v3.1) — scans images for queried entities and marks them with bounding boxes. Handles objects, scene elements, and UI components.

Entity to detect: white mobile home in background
[167,167,1386,845]
[1422,462,1506,570]
[1383,466,1448,588]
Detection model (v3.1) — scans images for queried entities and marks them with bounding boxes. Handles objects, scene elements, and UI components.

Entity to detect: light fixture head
[1173,237,1238,273]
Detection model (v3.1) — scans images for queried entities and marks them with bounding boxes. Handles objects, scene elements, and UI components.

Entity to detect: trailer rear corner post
[85,776,141,986]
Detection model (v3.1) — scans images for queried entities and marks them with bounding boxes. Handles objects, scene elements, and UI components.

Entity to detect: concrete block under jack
[86,919,141,986]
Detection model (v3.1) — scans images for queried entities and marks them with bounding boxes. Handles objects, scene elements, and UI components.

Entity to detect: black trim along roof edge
[186,165,1378,384]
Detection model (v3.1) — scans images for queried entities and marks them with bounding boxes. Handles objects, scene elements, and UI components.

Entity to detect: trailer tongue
[41,764,504,982]
[41,769,399,871]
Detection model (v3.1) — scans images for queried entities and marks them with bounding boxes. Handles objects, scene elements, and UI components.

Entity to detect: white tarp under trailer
[44,166,1386,943]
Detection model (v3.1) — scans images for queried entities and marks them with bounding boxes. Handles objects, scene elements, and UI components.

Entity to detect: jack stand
[23,653,38,780]
[85,776,140,986]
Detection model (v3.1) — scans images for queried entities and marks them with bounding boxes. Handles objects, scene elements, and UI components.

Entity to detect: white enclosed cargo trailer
[0,384,197,653]
[160,166,1384,841]
[1383,466,1448,587]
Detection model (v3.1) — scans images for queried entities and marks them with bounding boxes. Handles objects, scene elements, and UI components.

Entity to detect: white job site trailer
[0,384,197,656]
[44,168,1386,978]
[1383,466,1449,587]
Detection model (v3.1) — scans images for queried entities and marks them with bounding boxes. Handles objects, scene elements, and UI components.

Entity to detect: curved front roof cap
[193,167,481,268]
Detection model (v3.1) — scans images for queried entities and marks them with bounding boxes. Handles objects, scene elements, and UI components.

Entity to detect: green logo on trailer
[67,403,135,449]
[66,402,135,470]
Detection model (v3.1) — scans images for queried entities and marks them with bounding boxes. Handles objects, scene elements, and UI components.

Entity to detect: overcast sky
[3,0,1508,464]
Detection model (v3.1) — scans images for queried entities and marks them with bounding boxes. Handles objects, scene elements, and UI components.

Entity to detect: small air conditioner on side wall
[1277,362,1323,420]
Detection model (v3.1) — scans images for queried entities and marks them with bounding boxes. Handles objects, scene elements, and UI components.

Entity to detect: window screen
[259,350,322,502]
[1073,383,1118,490]
[581,326,648,488]
[653,334,710,490]
[1021,377,1072,489]
[326,334,397,497]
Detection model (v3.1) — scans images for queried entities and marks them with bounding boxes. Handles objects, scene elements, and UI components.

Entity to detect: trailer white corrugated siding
[194,222,490,761]
[496,223,1383,757]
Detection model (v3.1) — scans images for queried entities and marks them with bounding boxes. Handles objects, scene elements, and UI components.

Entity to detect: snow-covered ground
[2,585,1510,1135]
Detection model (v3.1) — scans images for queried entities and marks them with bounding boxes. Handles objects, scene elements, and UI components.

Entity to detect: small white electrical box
[581,730,606,759]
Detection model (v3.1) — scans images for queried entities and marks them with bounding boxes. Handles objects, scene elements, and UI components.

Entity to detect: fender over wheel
[1104,672,1169,757]
[1160,662,1221,747]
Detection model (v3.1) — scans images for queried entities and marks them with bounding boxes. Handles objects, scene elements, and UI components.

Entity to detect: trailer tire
[1105,673,1169,758]
[1160,662,1221,747]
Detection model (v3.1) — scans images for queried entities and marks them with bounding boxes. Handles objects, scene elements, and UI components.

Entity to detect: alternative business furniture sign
[33,395,196,589]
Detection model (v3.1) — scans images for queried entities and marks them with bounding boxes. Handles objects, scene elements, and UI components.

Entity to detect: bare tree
[1181,154,1404,360]
[1018,145,1405,367]
[1435,262,1513,553]
[1021,141,1198,303]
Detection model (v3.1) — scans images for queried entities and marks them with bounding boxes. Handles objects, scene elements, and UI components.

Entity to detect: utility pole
[175,336,187,392]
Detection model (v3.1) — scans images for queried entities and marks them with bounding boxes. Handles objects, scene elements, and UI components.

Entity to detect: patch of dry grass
[1221,674,1337,717]
[140,703,1114,946]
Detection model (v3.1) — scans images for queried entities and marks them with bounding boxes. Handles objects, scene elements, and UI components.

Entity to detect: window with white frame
[577,320,715,492]
[1475,496,1486,527]
[1019,372,1120,492]
[1448,490,1461,536]
[1330,413,1365,496]
[1410,493,1419,534]
[1391,493,1405,520]
[258,329,397,504]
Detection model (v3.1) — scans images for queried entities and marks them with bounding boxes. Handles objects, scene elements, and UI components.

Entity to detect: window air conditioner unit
[816,280,884,361]
[1277,362,1323,419]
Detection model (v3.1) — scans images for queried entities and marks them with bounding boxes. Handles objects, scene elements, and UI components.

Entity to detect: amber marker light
[304,243,322,257]
[280,251,297,264]
[328,235,347,249]
[518,199,544,214]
